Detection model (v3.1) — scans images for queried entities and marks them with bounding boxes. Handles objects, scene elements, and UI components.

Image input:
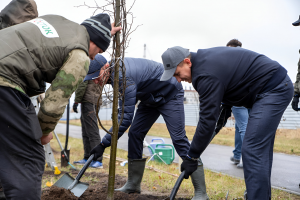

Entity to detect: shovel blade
[53,173,74,189]
[70,182,89,197]
[53,173,89,197]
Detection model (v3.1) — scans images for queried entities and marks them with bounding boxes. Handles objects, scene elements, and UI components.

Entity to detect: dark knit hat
[81,13,112,52]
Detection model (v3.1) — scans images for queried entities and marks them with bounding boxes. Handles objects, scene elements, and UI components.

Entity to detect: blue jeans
[232,106,250,160]
[242,75,293,200]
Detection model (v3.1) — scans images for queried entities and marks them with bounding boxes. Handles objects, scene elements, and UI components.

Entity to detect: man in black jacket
[85,56,209,199]
[160,46,293,200]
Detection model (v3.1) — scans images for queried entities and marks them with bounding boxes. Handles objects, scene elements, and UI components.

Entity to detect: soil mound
[42,186,77,200]
[42,171,190,200]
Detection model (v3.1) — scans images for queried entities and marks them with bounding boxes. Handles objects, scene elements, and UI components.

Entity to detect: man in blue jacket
[160,46,293,200]
[85,55,209,200]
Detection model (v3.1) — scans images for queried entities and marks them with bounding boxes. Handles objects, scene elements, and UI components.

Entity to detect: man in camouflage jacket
[291,16,300,111]
[0,1,120,199]
[72,55,105,168]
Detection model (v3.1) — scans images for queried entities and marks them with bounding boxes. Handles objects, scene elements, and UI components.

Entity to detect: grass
[45,132,300,199]
[60,120,300,156]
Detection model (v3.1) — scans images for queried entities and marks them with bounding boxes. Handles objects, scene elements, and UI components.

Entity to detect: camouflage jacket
[0,11,90,136]
[294,58,300,95]
[74,80,102,105]
[0,49,89,136]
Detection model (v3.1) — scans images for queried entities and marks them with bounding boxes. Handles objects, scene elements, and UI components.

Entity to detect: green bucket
[154,144,175,165]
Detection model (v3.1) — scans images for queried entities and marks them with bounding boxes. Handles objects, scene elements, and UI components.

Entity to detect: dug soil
[42,171,190,200]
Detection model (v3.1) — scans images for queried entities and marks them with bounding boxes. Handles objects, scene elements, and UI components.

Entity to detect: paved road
[55,123,300,195]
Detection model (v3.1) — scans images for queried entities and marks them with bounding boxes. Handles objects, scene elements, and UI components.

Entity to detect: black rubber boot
[115,158,147,194]
[191,159,209,200]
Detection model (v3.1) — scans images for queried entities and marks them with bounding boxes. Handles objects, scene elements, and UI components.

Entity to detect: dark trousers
[81,102,102,161]
[128,90,190,159]
[0,87,44,200]
[242,75,293,200]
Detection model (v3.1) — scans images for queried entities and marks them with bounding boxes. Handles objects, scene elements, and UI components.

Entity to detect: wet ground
[41,171,190,200]
[55,123,300,195]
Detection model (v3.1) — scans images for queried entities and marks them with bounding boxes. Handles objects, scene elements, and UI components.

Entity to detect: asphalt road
[55,123,300,195]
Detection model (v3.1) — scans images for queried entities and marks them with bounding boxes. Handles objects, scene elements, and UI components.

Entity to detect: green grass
[45,132,300,199]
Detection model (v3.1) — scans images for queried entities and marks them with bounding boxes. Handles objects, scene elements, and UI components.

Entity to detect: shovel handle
[75,154,94,181]
[169,170,185,200]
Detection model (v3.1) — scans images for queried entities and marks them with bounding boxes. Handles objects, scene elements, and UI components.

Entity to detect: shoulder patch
[28,18,59,38]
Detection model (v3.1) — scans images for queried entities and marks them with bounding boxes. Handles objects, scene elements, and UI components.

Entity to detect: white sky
[1,0,299,97]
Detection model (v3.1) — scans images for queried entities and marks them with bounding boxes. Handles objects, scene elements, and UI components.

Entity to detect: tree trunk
[107,0,121,199]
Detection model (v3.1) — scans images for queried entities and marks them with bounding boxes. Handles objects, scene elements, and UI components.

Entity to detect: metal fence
[63,103,300,129]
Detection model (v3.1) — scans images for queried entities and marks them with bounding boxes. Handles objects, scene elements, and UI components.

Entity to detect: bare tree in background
[76,1,140,199]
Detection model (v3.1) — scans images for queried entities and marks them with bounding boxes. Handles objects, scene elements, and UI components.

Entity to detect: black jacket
[188,46,287,158]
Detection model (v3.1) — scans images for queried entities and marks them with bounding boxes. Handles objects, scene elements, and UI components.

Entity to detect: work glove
[181,155,198,179]
[292,95,299,111]
[90,143,105,161]
[215,104,232,134]
[73,103,78,113]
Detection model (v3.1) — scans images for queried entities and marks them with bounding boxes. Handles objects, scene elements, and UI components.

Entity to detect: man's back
[117,57,182,107]
[191,47,284,107]
[0,15,89,96]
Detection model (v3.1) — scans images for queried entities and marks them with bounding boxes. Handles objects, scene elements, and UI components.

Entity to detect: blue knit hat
[81,13,111,52]
[84,54,107,81]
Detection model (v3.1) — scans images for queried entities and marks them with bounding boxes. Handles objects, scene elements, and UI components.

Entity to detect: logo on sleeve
[28,18,59,38]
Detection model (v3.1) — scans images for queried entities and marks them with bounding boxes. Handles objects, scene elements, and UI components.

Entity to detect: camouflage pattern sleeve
[294,58,300,95]
[74,81,88,103]
[38,49,90,135]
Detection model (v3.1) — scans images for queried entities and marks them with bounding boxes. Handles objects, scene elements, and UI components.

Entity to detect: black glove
[181,156,198,179]
[73,103,78,113]
[90,143,105,161]
[292,95,299,111]
[215,104,232,134]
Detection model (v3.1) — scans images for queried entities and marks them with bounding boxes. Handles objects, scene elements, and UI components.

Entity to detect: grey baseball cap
[160,46,190,81]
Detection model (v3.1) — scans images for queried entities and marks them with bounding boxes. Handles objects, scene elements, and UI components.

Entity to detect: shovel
[53,154,94,197]
[53,130,77,170]
[164,170,185,200]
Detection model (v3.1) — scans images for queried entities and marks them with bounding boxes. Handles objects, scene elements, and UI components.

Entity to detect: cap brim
[292,19,300,26]
[84,69,100,81]
[160,67,177,81]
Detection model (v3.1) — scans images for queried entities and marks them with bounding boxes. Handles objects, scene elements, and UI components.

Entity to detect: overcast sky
[1,0,299,94]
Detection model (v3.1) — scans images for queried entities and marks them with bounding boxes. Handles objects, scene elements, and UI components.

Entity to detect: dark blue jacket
[188,47,287,158]
[102,58,183,147]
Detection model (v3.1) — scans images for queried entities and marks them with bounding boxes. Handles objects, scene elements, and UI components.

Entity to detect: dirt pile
[42,186,77,200]
[42,171,190,200]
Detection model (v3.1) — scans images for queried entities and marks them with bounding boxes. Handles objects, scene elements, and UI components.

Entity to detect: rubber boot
[190,160,209,200]
[115,158,146,194]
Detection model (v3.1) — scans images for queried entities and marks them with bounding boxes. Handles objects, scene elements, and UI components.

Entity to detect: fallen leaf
[46,181,53,187]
